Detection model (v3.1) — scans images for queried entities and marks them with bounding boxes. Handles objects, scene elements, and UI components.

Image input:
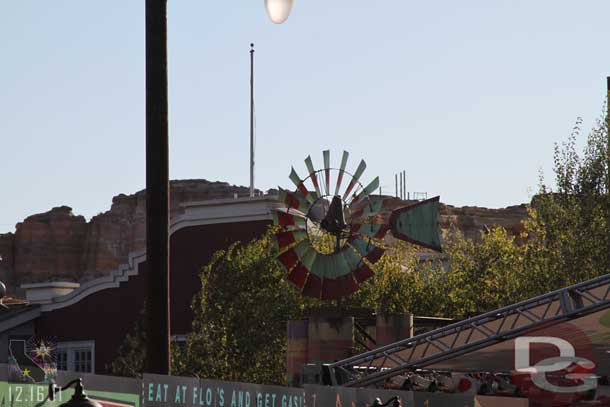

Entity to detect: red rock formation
[0,232,15,291]
[78,180,255,280]
[440,203,529,241]
[12,206,87,286]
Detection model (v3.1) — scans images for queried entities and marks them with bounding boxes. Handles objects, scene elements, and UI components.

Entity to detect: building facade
[0,196,279,373]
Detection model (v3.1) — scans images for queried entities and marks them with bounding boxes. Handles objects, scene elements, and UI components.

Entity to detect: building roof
[0,303,40,332]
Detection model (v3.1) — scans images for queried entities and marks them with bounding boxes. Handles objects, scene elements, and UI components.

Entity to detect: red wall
[36,220,270,373]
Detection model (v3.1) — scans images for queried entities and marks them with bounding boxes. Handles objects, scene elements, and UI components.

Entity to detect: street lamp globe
[264,0,294,24]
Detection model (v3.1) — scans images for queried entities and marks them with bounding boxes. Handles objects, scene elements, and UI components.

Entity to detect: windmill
[272,150,442,300]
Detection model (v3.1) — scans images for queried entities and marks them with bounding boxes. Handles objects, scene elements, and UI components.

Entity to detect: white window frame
[56,341,95,373]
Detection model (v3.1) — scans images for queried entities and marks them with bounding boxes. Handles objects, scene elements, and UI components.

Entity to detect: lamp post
[48,379,102,407]
[265,0,295,24]
[143,0,294,375]
[371,397,401,407]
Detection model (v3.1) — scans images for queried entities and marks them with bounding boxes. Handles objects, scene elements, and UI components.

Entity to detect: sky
[2,1,610,232]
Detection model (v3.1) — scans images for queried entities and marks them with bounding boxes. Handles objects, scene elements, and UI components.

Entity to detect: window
[56,341,95,373]
[56,350,68,371]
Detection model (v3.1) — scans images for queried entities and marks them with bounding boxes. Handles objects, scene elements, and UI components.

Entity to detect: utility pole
[145,0,171,375]
[395,173,398,198]
[250,44,255,197]
[606,77,610,195]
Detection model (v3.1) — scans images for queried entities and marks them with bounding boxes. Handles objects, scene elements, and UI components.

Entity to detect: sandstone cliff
[0,180,255,295]
[0,180,528,296]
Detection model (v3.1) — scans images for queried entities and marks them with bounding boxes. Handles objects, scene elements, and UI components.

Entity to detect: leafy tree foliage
[174,229,305,384]
[531,113,610,285]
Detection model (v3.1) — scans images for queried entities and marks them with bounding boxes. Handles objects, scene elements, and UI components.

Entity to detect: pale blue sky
[2,1,610,232]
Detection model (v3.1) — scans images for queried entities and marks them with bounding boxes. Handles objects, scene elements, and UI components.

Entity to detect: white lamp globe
[265,0,294,24]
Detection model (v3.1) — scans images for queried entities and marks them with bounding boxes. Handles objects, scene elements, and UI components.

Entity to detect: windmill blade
[342,244,366,270]
[286,263,309,288]
[323,150,331,196]
[272,209,307,229]
[278,187,309,213]
[293,239,318,270]
[277,240,314,272]
[309,253,352,279]
[342,159,367,201]
[352,176,380,204]
[351,199,384,221]
[274,207,308,218]
[352,262,375,283]
[273,229,308,252]
[277,247,299,271]
[389,196,442,252]
[334,151,349,196]
[351,222,390,239]
[319,273,360,300]
[289,167,315,204]
[304,156,322,197]
[347,238,385,264]
[342,244,375,284]
[302,273,322,299]
[307,197,329,223]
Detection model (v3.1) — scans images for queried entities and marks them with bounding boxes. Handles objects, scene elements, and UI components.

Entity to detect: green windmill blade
[304,155,323,197]
[352,176,380,204]
[293,239,317,270]
[351,199,383,221]
[342,244,366,270]
[310,253,352,279]
[389,196,442,252]
[342,159,367,201]
[342,244,375,284]
[352,222,389,239]
[334,151,349,196]
[347,238,385,264]
[289,167,315,204]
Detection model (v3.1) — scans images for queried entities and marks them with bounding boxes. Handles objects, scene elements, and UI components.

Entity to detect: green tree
[110,307,184,377]
[175,228,305,384]
[531,112,610,285]
[109,311,146,377]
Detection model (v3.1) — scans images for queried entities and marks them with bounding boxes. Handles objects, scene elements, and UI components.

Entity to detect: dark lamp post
[371,396,401,407]
[48,379,102,407]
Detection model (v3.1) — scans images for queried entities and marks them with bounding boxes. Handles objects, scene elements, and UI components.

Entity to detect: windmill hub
[320,196,347,235]
[308,195,352,254]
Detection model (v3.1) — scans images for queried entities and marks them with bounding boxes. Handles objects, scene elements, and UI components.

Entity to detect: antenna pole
[395,173,398,198]
[249,43,255,197]
[606,77,610,195]
[399,172,403,199]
